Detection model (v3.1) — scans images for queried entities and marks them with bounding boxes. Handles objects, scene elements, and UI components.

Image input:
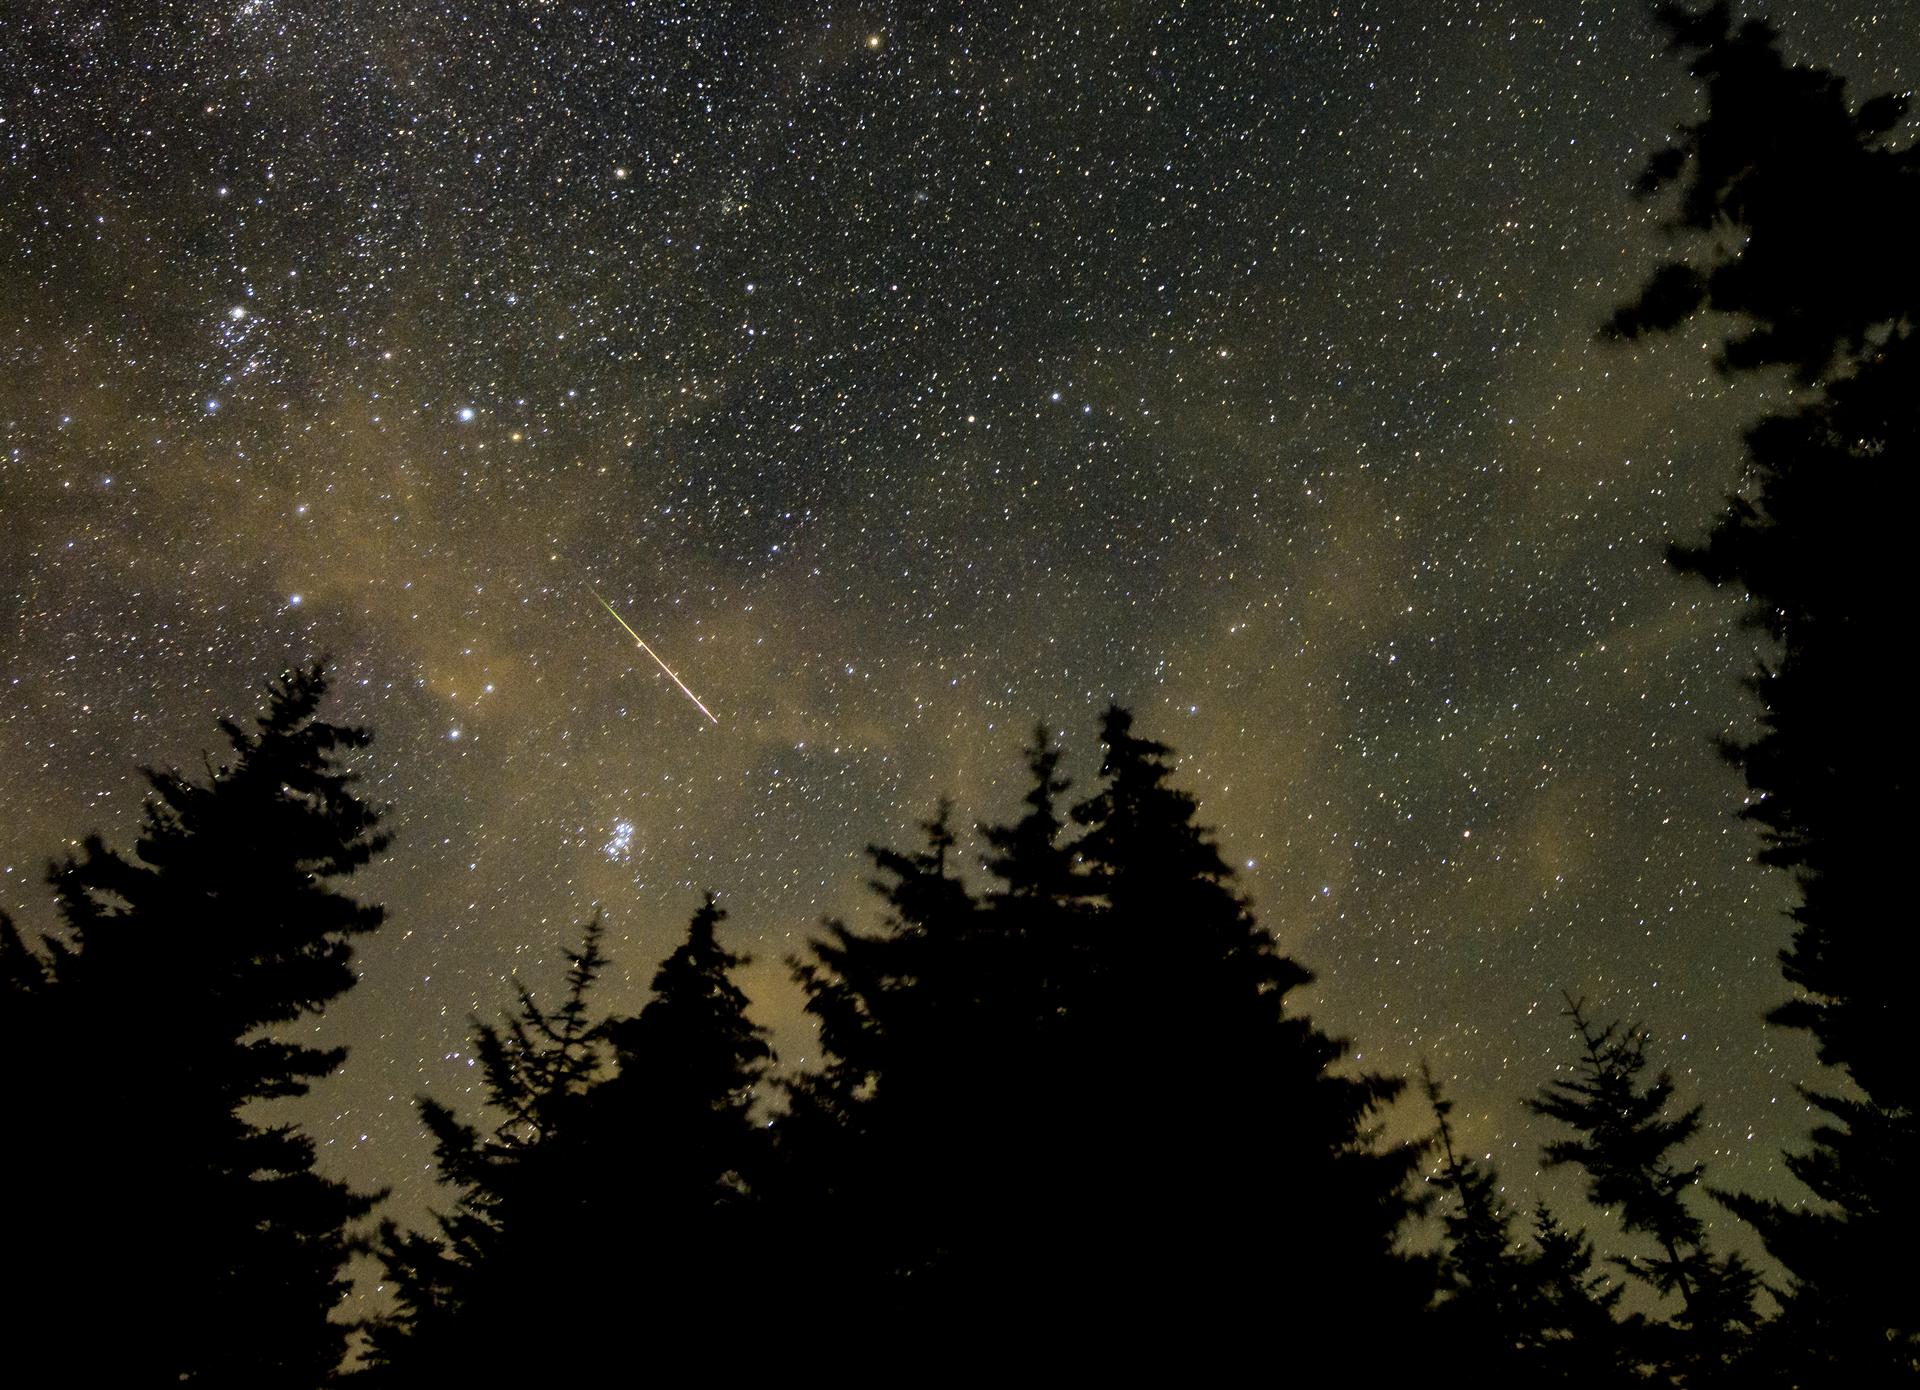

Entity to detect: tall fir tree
[368,898,773,1379]
[581,892,774,1326]
[0,910,53,1024]
[1527,1204,1637,1380]
[1528,997,1758,1384]
[365,916,610,1382]
[969,724,1108,1291]
[1606,8,1918,1377]
[3,661,388,1385]
[778,733,1122,1349]
[1067,706,1430,1351]
[781,709,1432,1366]
[1421,1066,1629,1386]
[979,725,1078,907]
[778,800,991,1315]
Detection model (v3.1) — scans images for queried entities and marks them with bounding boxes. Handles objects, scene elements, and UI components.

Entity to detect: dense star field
[2,0,1910,1299]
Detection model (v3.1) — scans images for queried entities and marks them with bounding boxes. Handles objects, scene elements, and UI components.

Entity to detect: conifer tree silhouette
[1606,7,1918,1375]
[782,708,1431,1365]
[366,916,609,1381]
[1067,706,1429,1347]
[1528,996,1757,1383]
[582,892,774,1326]
[778,800,985,1317]
[0,911,50,1000]
[778,734,1113,1349]
[369,898,772,1378]
[1528,1205,1633,1376]
[3,662,387,1384]
[964,724,1106,1306]
[1421,1065,1628,1386]
[979,725,1078,907]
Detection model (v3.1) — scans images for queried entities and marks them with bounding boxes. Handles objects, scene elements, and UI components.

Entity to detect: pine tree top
[46,660,388,1100]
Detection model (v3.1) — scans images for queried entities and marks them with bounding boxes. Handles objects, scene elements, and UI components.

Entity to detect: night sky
[4,0,1911,1296]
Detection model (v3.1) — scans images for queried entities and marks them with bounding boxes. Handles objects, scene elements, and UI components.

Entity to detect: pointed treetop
[683,890,724,953]
[980,725,1075,904]
[1528,994,1714,1305]
[43,657,388,1100]
[607,892,773,1096]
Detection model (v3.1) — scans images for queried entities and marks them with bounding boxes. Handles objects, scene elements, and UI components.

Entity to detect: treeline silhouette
[1602,7,1918,1379]
[1,8,1911,1385]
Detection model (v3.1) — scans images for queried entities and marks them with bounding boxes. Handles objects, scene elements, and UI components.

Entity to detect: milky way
[4,2,1912,1300]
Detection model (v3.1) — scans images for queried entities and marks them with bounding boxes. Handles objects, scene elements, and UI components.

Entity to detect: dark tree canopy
[1527,998,1758,1384]
[780,708,1430,1368]
[2,662,387,1385]
[367,898,774,1381]
[1607,9,1918,1378]
[1422,1065,1629,1387]
[365,916,610,1380]
[582,890,775,1316]
[1610,4,1917,1098]
[1604,3,1917,381]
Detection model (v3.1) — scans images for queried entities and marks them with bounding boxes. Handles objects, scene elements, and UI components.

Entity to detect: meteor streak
[590,589,720,725]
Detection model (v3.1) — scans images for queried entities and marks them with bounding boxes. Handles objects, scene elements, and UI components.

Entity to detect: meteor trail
[589,589,720,725]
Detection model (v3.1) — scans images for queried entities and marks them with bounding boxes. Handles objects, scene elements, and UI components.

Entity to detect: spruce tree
[779,734,1125,1350]
[369,898,773,1378]
[1606,8,1917,1376]
[0,912,49,997]
[979,725,1078,908]
[779,802,987,1311]
[583,893,774,1321]
[5,661,387,1385]
[1422,1066,1629,1386]
[782,709,1431,1365]
[1527,1204,1633,1379]
[365,916,609,1381]
[1067,706,1429,1348]
[970,725,1105,1289]
[1528,996,1757,1383]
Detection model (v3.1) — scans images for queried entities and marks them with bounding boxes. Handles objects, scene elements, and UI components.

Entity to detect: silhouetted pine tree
[1067,706,1430,1349]
[368,898,772,1378]
[1606,8,1918,1377]
[974,726,1091,1067]
[778,800,988,1314]
[0,913,45,991]
[1427,1064,1534,1351]
[364,916,609,1381]
[979,725,1078,907]
[777,729,1127,1352]
[1528,1204,1634,1377]
[782,709,1431,1365]
[1529,996,1757,1384]
[968,725,1107,1292]
[3,662,387,1385]
[1422,1066,1629,1385]
[580,893,774,1326]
